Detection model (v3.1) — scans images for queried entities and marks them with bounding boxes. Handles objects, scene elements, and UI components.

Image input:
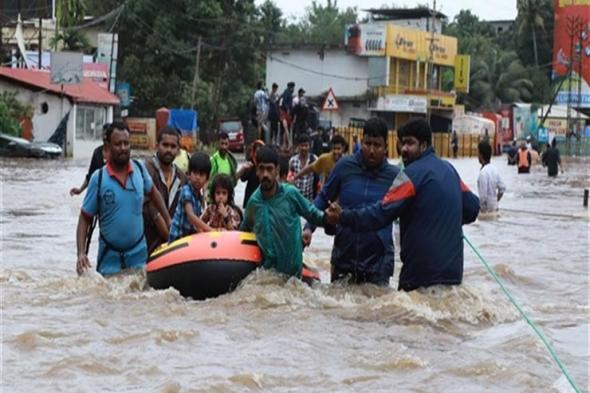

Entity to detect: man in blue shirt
[303,117,399,286]
[326,118,480,291]
[76,122,171,276]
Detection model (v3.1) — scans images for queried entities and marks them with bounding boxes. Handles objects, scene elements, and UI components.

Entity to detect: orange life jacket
[518,149,530,168]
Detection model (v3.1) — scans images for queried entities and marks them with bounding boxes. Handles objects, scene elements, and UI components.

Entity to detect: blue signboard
[538,127,548,143]
[116,82,131,107]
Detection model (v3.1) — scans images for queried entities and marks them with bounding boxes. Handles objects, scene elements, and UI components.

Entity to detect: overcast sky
[262,0,517,22]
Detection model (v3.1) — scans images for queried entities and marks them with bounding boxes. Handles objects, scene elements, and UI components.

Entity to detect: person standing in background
[477,140,505,214]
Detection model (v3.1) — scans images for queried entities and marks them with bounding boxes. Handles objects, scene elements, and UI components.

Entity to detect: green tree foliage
[516,0,554,67]
[464,51,534,111]
[0,92,34,137]
[275,0,357,45]
[444,9,551,110]
[51,0,91,51]
[111,0,357,136]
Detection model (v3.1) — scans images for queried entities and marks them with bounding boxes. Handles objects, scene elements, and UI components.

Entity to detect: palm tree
[51,0,90,51]
[464,50,534,111]
[517,0,546,67]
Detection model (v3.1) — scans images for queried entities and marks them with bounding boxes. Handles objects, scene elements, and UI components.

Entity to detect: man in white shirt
[477,140,506,213]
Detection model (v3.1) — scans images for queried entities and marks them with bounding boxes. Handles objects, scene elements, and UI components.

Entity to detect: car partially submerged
[0,133,63,158]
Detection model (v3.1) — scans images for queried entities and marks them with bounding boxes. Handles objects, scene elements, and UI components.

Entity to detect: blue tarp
[167,109,197,135]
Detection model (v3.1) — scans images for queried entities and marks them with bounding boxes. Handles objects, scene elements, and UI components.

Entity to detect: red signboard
[553,0,590,107]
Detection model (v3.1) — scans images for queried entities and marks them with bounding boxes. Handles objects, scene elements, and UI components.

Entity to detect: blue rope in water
[463,234,581,393]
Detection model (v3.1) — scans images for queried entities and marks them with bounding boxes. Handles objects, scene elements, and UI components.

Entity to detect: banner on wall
[345,24,387,56]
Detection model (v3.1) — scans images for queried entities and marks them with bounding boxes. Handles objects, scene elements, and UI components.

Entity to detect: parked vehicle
[219,119,244,152]
[0,133,62,158]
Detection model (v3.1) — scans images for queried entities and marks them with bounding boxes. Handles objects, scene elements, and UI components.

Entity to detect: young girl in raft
[201,174,242,230]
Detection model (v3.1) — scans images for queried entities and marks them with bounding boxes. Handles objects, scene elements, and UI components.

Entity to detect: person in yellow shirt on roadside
[293,134,347,184]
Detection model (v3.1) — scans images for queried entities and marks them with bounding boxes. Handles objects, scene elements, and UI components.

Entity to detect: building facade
[0,67,118,158]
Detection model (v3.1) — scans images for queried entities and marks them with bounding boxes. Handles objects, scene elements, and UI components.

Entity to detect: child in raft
[201,174,242,230]
[168,152,212,242]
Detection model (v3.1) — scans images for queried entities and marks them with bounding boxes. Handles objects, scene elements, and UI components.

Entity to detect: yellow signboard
[386,25,422,61]
[454,55,470,92]
[386,25,457,66]
[429,34,457,67]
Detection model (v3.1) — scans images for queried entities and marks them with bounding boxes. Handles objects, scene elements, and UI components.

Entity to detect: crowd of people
[252,81,323,151]
[72,117,488,294]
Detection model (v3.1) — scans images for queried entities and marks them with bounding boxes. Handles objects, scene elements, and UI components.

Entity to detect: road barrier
[337,127,487,158]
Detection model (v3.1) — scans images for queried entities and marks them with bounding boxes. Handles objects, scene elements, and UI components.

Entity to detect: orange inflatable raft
[146,231,320,300]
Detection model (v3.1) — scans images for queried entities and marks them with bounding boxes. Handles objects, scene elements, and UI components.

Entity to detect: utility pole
[426,0,438,124]
[191,36,202,110]
[38,17,42,68]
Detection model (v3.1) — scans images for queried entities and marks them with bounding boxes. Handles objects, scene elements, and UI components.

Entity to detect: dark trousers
[331,265,390,286]
[518,166,530,174]
[270,119,279,143]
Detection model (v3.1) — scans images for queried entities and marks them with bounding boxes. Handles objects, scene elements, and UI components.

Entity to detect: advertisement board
[97,33,119,93]
[372,94,427,113]
[345,24,387,56]
[126,117,156,150]
[386,25,457,66]
[50,52,83,85]
[553,0,590,107]
[386,25,422,61]
[454,55,470,92]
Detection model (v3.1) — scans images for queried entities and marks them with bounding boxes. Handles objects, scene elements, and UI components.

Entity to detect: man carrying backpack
[75,122,171,276]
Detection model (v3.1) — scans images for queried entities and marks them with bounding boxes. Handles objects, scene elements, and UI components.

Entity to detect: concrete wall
[266,49,368,98]
[319,101,370,128]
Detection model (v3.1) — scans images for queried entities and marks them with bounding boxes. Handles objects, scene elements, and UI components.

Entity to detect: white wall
[0,80,72,142]
[266,49,369,98]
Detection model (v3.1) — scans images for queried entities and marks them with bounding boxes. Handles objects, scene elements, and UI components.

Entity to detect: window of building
[76,106,106,140]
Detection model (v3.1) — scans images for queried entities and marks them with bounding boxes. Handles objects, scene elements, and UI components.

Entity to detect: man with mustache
[240,146,329,278]
[143,126,188,254]
[76,122,171,276]
[302,118,399,286]
[325,118,480,291]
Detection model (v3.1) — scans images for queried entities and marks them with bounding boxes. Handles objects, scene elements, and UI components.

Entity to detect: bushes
[0,92,33,137]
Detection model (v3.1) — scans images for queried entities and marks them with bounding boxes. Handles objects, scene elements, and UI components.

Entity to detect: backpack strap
[132,158,145,184]
[93,160,145,272]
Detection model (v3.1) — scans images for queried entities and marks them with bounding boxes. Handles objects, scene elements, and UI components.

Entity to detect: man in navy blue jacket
[326,118,480,291]
[303,117,399,285]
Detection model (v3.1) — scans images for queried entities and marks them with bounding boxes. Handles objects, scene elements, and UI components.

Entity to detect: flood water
[1,154,588,392]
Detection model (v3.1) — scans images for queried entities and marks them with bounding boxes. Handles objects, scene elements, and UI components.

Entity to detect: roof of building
[486,19,515,25]
[364,7,447,20]
[0,67,119,105]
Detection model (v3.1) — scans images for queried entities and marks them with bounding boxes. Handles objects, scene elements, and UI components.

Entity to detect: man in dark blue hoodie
[302,117,399,286]
[325,118,480,291]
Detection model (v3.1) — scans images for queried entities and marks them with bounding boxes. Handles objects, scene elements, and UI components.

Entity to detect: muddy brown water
[1,155,588,392]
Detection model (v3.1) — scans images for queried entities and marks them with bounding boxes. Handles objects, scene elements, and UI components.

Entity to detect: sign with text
[386,25,457,66]
[372,94,427,113]
[126,117,156,150]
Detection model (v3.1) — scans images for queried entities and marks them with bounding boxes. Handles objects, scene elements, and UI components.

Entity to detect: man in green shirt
[209,132,238,196]
[240,146,328,277]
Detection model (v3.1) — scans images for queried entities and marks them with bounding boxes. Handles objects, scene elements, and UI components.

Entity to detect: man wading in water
[325,118,480,291]
[76,122,171,276]
[240,146,329,278]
